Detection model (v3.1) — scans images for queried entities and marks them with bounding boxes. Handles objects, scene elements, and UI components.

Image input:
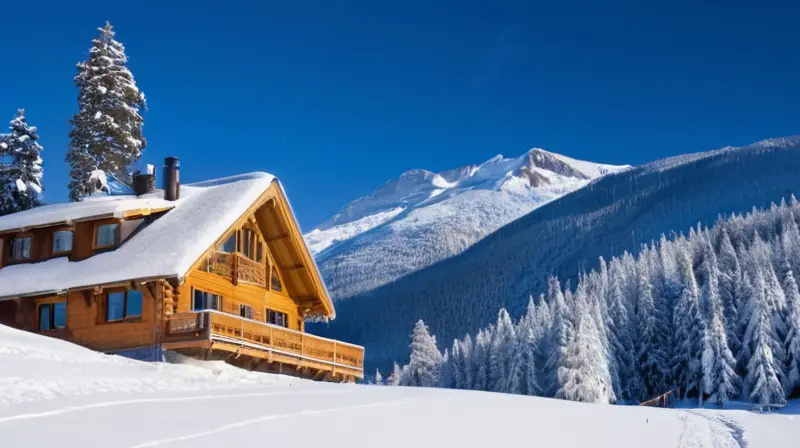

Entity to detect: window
[38,302,66,331]
[256,241,264,263]
[53,230,73,254]
[242,229,254,259]
[218,233,236,253]
[239,304,253,319]
[8,236,32,261]
[192,289,222,311]
[95,223,119,248]
[106,290,143,322]
[271,267,282,292]
[266,309,288,328]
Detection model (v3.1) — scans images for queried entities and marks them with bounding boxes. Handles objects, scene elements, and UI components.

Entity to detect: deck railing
[163,310,364,378]
[199,251,267,287]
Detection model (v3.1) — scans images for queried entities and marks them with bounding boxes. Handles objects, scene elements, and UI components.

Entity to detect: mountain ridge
[304,148,629,299]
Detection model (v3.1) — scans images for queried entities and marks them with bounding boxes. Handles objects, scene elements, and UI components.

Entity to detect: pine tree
[672,250,707,400]
[472,329,490,391]
[389,362,401,386]
[744,270,786,410]
[554,288,615,404]
[702,308,740,406]
[0,109,44,214]
[717,229,743,365]
[782,267,800,396]
[374,369,383,385]
[544,278,574,396]
[634,256,668,400]
[489,309,515,392]
[67,21,146,201]
[606,261,634,402]
[403,320,443,387]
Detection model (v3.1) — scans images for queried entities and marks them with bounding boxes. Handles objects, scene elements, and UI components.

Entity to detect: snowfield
[1,325,797,447]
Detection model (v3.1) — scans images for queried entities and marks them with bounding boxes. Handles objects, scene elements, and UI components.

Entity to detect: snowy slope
[306,148,628,299]
[1,324,797,448]
[317,137,800,369]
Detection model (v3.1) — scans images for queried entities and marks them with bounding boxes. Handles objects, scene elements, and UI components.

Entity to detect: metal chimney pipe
[163,157,180,201]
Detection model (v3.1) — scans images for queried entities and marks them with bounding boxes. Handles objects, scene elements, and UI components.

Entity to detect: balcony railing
[163,310,364,378]
[199,251,267,287]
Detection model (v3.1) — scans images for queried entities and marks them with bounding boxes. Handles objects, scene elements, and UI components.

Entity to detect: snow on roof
[0,193,176,234]
[0,172,276,299]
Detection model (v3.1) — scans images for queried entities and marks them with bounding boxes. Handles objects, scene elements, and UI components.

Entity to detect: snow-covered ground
[1,325,797,447]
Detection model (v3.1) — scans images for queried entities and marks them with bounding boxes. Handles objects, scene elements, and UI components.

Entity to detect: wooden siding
[12,283,160,353]
[182,270,302,331]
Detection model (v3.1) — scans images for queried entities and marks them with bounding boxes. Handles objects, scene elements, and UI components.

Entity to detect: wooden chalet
[0,159,364,381]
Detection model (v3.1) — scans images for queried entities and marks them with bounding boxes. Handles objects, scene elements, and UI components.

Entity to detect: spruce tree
[782,267,800,396]
[67,21,146,201]
[744,270,786,410]
[635,258,668,400]
[374,369,383,385]
[672,250,707,400]
[489,309,515,392]
[404,320,443,387]
[0,109,44,214]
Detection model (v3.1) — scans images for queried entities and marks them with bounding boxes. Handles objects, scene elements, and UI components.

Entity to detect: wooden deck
[161,310,364,380]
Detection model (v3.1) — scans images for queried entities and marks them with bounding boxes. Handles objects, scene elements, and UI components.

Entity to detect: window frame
[239,304,253,319]
[105,289,143,323]
[266,308,288,328]
[7,234,33,262]
[270,266,283,293]
[93,221,121,250]
[38,301,67,331]
[191,288,223,311]
[52,229,74,256]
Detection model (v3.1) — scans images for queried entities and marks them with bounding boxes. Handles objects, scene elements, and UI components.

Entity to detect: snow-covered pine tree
[403,320,443,387]
[460,334,474,389]
[672,249,707,401]
[472,329,490,391]
[389,362,401,386]
[781,265,800,396]
[0,109,44,214]
[450,339,465,389]
[67,21,146,201]
[634,253,668,401]
[489,309,515,392]
[374,369,383,385]
[438,349,454,388]
[606,260,635,402]
[544,277,574,396]
[554,285,615,404]
[716,228,743,364]
[744,271,787,410]
[702,306,740,406]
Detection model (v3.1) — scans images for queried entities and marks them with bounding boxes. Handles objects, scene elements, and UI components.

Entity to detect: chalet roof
[0,172,335,318]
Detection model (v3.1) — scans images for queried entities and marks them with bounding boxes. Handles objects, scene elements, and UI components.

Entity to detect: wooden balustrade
[198,251,267,287]
[164,310,364,378]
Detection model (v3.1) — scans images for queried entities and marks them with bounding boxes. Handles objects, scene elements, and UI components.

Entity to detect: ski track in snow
[0,389,351,424]
[128,399,414,448]
[685,410,744,448]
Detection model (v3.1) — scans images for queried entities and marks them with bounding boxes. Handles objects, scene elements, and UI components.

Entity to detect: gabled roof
[0,172,335,318]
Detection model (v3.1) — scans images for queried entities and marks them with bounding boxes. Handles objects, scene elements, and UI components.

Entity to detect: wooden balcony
[162,310,364,380]
[199,251,267,287]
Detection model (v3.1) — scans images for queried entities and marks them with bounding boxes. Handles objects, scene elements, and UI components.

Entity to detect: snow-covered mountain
[2,324,797,447]
[313,137,800,369]
[306,148,629,299]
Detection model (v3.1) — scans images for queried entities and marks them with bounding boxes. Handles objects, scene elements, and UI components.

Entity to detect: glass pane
[53,302,67,328]
[210,294,221,311]
[53,231,73,253]
[219,234,236,253]
[21,238,31,258]
[107,292,125,321]
[38,305,51,331]
[125,290,143,318]
[271,267,282,292]
[242,230,251,258]
[192,289,204,310]
[256,241,263,263]
[96,224,118,247]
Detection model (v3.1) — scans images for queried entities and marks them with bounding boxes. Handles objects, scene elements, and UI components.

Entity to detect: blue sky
[0,1,798,229]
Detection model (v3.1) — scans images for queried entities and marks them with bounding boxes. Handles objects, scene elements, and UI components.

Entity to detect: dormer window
[53,230,73,255]
[95,223,119,249]
[8,236,32,261]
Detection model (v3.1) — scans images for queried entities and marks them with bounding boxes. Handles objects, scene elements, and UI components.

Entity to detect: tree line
[0,21,146,216]
[386,197,800,411]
